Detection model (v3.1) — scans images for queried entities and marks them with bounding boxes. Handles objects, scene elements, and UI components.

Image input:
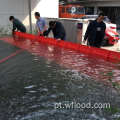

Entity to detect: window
[76,7,85,14]
[66,7,85,14]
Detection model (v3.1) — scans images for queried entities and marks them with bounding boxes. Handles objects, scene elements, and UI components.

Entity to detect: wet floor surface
[0,37,120,120]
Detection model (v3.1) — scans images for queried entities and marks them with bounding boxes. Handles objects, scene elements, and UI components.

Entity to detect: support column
[28,0,32,33]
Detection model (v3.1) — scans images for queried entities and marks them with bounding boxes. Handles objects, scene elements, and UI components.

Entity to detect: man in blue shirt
[35,12,47,36]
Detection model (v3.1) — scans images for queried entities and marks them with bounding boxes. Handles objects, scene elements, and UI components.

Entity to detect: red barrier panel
[58,40,67,48]
[108,51,120,63]
[65,42,80,51]
[14,32,120,63]
[78,45,91,55]
[89,47,110,61]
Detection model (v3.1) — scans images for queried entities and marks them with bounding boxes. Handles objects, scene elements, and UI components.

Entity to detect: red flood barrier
[14,32,120,64]
[108,51,120,63]
[65,42,80,51]
[89,47,110,60]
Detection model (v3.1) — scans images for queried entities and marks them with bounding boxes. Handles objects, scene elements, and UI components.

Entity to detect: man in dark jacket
[9,16,26,33]
[44,21,66,40]
[83,13,106,48]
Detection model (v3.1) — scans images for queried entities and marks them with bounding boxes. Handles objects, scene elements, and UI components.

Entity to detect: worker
[44,21,66,40]
[83,13,106,48]
[9,16,26,34]
[34,12,47,36]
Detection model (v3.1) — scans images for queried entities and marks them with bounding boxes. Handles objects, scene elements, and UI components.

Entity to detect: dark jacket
[84,20,106,47]
[13,18,26,33]
[44,21,66,40]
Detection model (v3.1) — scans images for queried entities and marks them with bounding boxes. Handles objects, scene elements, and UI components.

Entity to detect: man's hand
[57,38,61,41]
[43,30,49,36]
[38,32,43,36]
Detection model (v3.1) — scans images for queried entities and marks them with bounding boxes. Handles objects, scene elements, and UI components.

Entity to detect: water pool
[0,37,120,120]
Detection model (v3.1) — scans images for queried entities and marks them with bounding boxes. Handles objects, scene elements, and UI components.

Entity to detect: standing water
[0,38,120,120]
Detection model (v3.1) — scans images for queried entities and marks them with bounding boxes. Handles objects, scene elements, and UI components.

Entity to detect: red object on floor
[0,49,24,64]
[13,32,120,63]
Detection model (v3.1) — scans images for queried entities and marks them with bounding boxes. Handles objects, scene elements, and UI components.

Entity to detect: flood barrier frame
[14,32,120,63]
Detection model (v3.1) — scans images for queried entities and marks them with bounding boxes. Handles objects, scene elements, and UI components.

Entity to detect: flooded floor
[0,37,120,120]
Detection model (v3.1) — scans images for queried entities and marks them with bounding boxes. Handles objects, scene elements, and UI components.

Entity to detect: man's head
[9,16,14,22]
[97,13,105,22]
[35,12,40,20]
[49,21,56,29]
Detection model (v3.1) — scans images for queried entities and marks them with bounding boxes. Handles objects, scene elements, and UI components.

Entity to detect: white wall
[24,0,59,26]
[0,0,29,35]
[0,0,58,34]
[32,0,58,18]
[0,0,28,26]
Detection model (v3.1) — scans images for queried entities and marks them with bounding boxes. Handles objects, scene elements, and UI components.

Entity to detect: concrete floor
[82,42,120,52]
[102,42,120,52]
